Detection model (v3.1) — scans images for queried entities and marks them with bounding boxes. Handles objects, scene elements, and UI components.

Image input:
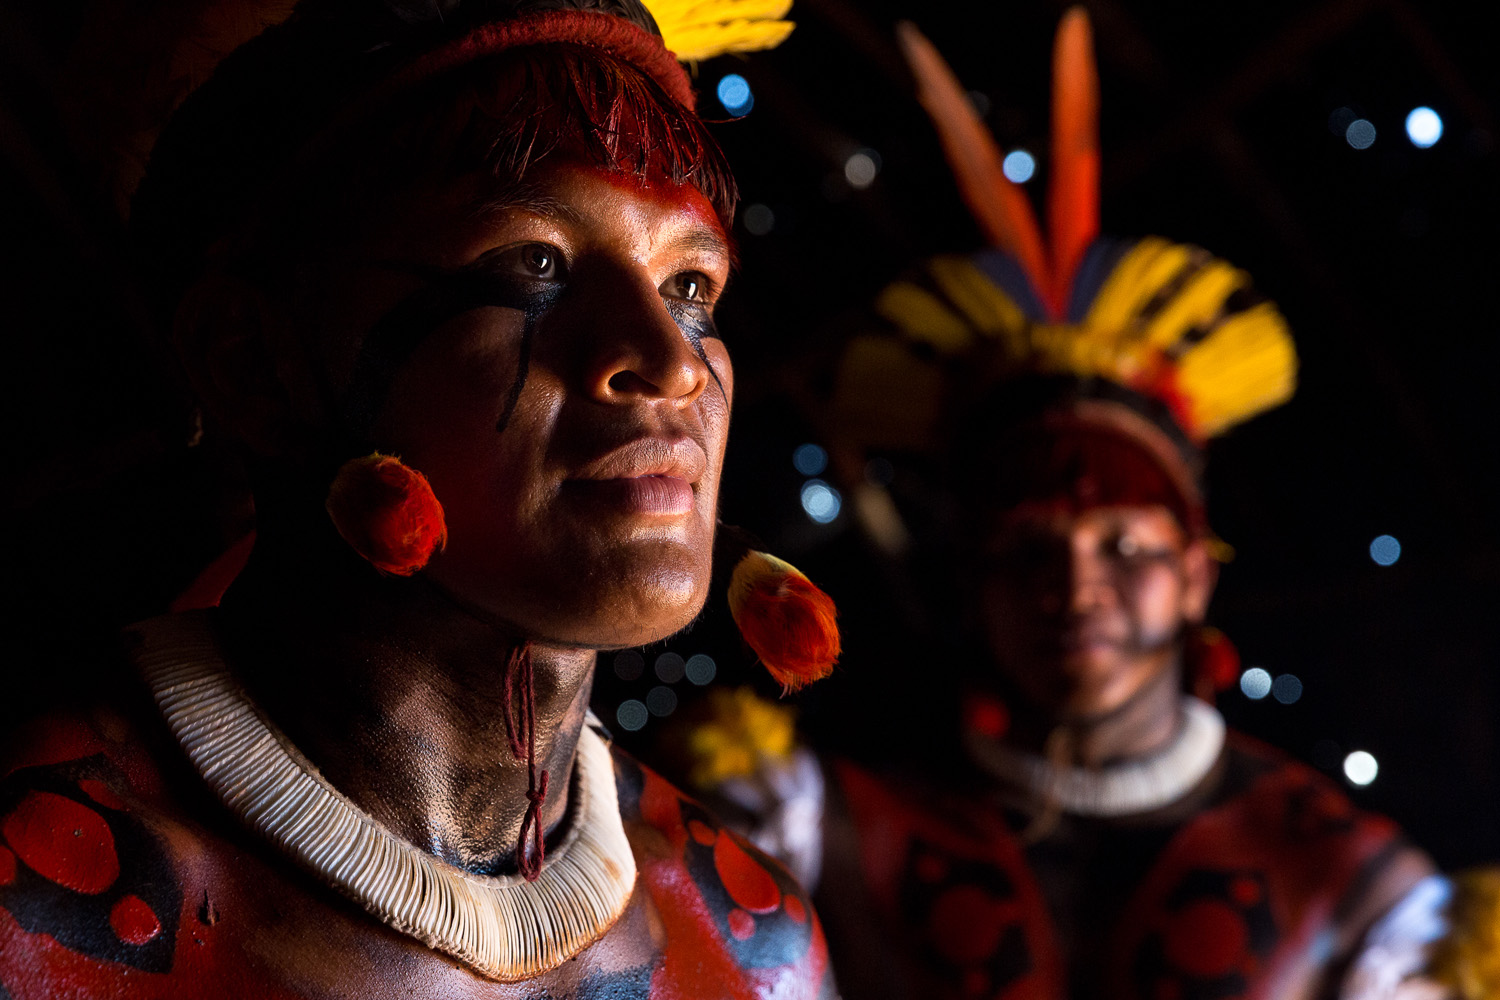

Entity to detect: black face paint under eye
[665,299,727,403]
[341,265,564,441]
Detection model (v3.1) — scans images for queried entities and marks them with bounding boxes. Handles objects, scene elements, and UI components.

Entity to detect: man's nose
[1067,543,1116,613]
[579,276,709,406]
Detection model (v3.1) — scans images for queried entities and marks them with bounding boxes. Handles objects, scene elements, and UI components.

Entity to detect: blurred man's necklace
[131,612,637,982]
[963,698,1226,817]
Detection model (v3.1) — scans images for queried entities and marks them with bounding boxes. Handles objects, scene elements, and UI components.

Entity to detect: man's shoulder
[0,698,339,999]
[609,744,834,1000]
[1218,728,1402,847]
[1125,726,1418,934]
[1,702,197,994]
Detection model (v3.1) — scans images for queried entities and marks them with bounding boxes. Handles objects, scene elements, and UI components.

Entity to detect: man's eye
[1114,535,1142,558]
[501,243,561,279]
[663,271,709,302]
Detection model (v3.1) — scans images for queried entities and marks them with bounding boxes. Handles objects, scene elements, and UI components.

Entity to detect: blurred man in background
[813,13,1439,999]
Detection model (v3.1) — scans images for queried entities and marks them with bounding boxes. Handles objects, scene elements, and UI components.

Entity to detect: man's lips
[567,475,696,515]
[565,437,706,516]
[1049,621,1129,653]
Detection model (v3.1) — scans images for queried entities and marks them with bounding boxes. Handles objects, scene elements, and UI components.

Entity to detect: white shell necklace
[132,611,637,982]
[963,697,1227,817]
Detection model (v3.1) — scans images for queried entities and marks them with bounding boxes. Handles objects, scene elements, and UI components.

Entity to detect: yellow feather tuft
[1175,301,1296,437]
[644,0,795,62]
[927,256,1030,354]
[683,688,798,789]
[836,235,1296,451]
[875,279,976,354]
[1430,869,1500,1000]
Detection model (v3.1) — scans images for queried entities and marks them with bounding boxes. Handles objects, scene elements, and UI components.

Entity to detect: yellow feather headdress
[650,0,795,62]
[833,10,1294,459]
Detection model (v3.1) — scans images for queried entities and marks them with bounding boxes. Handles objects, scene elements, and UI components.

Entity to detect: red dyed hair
[258,42,738,278]
[136,21,737,317]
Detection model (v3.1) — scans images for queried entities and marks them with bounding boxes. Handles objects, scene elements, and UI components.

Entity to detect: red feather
[1047,6,1100,318]
[897,21,1052,304]
[325,454,447,576]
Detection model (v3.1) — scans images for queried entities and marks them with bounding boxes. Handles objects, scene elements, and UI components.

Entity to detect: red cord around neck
[503,642,549,881]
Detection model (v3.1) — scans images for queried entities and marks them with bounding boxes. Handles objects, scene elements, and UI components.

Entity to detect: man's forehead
[471,163,730,246]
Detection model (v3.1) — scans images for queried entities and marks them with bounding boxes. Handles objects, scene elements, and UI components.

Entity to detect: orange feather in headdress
[1047,7,1100,316]
[896,7,1104,321]
[896,20,1052,308]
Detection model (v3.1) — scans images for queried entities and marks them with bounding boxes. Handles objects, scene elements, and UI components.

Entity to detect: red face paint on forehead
[559,160,733,245]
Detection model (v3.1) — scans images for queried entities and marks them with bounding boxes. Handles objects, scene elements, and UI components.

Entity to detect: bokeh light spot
[800,479,842,524]
[647,686,679,717]
[1328,106,1357,136]
[613,650,644,681]
[793,443,828,476]
[1370,534,1401,566]
[1002,149,1036,183]
[1406,107,1443,148]
[1346,118,1377,149]
[717,74,753,115]
[685,654,717,686]
[1240,667,1272,700]
[616,700,648,731]
[1271,674,1303,704]
[1344,750,1379,786]
[654,652,686,684]
[844,149,880,189]
[742,203,775,236]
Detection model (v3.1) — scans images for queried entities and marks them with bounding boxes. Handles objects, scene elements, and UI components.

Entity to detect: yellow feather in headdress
[847,242,1296,444]
[644,0,795,62]
[1430,869,1500,1000]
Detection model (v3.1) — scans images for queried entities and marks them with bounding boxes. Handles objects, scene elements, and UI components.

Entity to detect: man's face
[977,503,1214,720]
[313,161,734,648]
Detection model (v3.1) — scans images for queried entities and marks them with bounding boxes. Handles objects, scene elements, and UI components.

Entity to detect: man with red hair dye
[0,1,837,997]
[812,12,1440,1000]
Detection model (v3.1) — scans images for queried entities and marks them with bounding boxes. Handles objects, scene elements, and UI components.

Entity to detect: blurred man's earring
[1187,625,1240,702]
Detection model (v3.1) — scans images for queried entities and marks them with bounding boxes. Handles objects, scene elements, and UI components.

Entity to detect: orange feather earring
[726,550,841,694]
[325,453,447,576]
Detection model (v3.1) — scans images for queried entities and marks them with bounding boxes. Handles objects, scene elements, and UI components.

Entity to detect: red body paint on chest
[2,791,119,894]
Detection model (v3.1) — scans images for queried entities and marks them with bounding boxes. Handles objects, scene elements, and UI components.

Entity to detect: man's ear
[173,273,323,457]
[1180,537,1219,624]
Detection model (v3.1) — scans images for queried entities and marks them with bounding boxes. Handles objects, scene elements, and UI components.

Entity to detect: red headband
[390,10,695,109]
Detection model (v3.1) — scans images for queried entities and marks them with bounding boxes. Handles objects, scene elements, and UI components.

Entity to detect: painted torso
[0,696,831,999]
[822,735,1408,1000]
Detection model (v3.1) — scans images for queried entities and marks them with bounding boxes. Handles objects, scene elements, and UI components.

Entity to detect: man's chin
[525,576,709,650]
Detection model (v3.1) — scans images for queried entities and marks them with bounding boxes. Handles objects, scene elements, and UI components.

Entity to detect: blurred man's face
[312,160,735,648]
[977,503,1213,721]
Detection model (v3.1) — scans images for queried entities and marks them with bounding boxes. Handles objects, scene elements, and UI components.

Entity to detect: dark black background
[4,1,1497,867]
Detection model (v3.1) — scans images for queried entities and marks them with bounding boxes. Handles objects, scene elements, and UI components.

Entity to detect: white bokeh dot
[1344,750,1379,786]
[844,150,880,189]
[800,479,842,524]
[1240,667,1273,700]
[1405,107,1443,148]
